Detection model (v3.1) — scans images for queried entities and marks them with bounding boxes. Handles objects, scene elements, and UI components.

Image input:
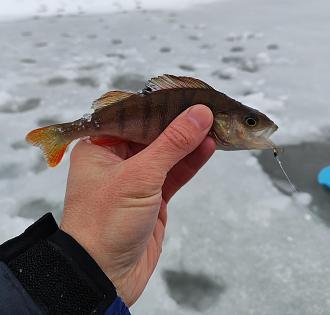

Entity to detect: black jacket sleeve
[0,213,124,315]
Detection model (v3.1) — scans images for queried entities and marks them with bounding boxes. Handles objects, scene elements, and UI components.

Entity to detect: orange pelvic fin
[26,125,71,167]
[90,136,124,147]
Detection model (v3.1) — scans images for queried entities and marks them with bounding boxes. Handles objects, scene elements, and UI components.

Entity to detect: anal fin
[90,135,125,147]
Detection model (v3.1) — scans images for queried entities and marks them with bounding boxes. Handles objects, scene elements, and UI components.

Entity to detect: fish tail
[26,125,72,167]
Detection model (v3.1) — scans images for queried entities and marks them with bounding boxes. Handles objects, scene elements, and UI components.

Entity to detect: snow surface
[0,0,220,21]
[1,0,330,314]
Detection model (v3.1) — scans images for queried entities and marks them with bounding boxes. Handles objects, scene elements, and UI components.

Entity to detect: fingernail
[187,105,213,130]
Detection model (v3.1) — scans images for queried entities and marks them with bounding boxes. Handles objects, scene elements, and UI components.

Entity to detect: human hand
[60,105,215,306]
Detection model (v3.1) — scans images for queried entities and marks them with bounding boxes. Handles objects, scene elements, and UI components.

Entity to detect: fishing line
[273,148,297,193]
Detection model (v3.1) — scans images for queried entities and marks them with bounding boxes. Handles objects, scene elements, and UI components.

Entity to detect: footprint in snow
[46,76,68,86]
[267,43,279,50]
[159,47,172,53]
[112,39,122,45]
[188,35,200,41]
[230,46,245,52]
[178,64,196,72]
[0,98,41,113]
[35,42,48,48]
[0,163,23,179]
[74,77,99,88]
[20,58,37,64]
[105,52,126,59]
[79,63,104,71]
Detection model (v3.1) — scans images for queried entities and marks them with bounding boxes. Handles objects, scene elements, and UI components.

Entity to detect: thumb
[133,104,213,177]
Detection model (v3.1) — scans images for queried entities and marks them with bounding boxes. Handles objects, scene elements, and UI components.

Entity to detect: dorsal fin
[92,91,134,111]
[143,74,214,94]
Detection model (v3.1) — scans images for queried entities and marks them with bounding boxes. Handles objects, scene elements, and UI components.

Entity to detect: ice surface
[0,0,330,314]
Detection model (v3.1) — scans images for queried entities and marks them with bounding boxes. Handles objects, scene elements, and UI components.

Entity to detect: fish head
[212,105,278,150]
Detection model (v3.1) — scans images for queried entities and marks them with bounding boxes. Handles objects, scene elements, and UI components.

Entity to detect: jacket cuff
[105,297,131,315]
[0,213,125,314]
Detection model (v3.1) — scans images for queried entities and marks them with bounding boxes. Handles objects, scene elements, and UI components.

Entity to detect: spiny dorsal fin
[143,74,214,94]
[92,91,134,111]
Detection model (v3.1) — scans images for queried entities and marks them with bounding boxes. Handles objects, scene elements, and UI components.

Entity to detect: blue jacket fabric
[105,297,131,315]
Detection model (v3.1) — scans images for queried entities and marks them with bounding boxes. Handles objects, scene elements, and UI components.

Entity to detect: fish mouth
[212,123,279,150]
[254,124,278,138]
[252,124,278,149]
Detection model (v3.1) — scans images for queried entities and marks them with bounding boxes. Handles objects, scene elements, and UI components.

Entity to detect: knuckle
[163,124,192,150]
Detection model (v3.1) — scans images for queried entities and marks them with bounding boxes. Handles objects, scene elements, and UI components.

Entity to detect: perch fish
[26,74,278,167]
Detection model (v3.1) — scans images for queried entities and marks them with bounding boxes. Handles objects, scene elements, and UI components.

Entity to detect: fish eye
[245,117,257,127]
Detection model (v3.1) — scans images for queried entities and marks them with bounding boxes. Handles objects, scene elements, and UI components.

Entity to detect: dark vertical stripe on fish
[179,89,188,114]
[142,96,151,139]
[189,88,198,107]
[208,90,217,112]
[159,92,169,132]
[117,107,126,134]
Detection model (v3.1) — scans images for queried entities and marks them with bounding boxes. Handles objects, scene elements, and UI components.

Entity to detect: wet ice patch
[21,31,32,37]
[79,63,104,71]
[111,38,122,45]
[61,32,72,38]
[110,73,146,91]
[200,43,214,49]
[18,198,60,220]
[239,58,259,73]
[256,141,330,226]
[222,52,271,73]
[37,116,61,126]
[0,97,41,113]
[188,35,199,41]
[20,58,37,64]
[212,67,237,80]
[74,76,99,88]
[178,64,195,72]
[105,52,126,59]
[267,43,279,50]
[46,76,68,86]
[222,55,243,64]
[35,41,48,47]
[159,47,172,53]
[11,140,29,150]
[0,163,23,179]
[163,270,225,311]
[230,46,245,52]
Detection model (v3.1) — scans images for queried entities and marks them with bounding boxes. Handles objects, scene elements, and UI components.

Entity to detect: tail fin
[26,125,71,167]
